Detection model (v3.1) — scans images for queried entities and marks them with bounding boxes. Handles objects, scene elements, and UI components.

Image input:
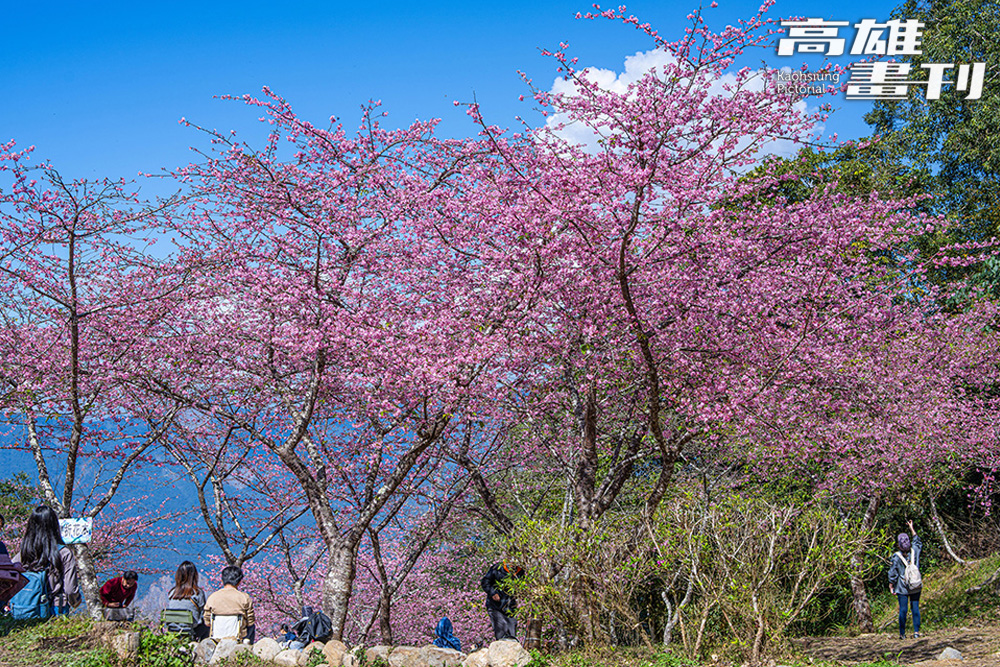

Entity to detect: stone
[388,646,423,667]
[275,648,304,667]
[210,638,239,664]
[254,637,284,662]
[486,640,530,667]
[93,621,124,645]
[323,639,348,666]
[209,639,253,665]
[420,645,466,667]
[939,647,964,661]
[109,631,140,661]
[300,642,328,666]
[366,645,392,664]
[461,648,490,667]
[195,638,217,664]
[343,649,359,667]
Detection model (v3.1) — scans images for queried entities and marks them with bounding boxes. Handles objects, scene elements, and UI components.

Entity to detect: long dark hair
[19,505,65,578]
[170,560,201,599]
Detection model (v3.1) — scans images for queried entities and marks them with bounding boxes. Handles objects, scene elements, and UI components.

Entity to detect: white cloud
[544,49,823,164]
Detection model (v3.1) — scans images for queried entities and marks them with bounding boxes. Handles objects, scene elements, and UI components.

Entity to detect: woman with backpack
[11,505,81,618]
[165,560,209,639]
[888,519,922,639]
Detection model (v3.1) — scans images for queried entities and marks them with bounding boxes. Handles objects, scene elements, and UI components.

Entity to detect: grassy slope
[3,558,1000,667]
[0,615,104,667]
[871,553,1000,632]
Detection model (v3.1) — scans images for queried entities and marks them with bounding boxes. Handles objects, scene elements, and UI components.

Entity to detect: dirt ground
[794,625,1000,666]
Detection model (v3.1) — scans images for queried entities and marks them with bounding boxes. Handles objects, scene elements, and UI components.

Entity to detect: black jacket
[481,562,522,614]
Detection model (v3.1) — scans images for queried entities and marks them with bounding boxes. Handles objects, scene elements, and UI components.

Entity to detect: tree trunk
[322,544,358,641]
[849,496,879,633]
[378,590,393,645]
[70,543,102,620]
[930,494,966,565]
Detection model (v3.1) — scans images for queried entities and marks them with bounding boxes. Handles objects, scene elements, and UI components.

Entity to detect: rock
[939,647,964,661]
[486,640,530,667]
[388,646,423,667]
[300,642,328,666]
[195,638,217,664]
[254,637,284,662]
[215,644,252,663]
[462,648,490,667]
[343,649,359,667]
[366,645,392,664]
[275,648,304,667]
[323,639,348,666]
[210,638,239,664]
[110,631,140,661]
[93,621,124,644]
[420,645,466,667]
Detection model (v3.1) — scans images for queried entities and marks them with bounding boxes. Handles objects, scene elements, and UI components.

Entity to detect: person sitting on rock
[204,565,256,643]
[166,560,209,640]
[433,616,462,651]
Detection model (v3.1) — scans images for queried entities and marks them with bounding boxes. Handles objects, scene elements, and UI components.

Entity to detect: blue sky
[1,0,903,187]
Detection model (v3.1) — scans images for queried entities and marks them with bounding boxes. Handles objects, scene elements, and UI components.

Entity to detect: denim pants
[897,592,921,637]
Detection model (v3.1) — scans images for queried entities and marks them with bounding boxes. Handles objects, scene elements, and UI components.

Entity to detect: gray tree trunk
[322,544,358,641]
[70,543,102,620]
[849,496,879,633]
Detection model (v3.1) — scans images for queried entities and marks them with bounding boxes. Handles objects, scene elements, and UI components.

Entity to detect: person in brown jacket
[204,565,256,643]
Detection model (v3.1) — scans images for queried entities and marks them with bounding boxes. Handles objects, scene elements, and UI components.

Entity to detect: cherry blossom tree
[0,144,185,614]
[150,92,524,639]
[449,2,1000,641]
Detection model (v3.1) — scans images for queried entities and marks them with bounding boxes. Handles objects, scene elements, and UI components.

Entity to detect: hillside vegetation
[2,555,999,667]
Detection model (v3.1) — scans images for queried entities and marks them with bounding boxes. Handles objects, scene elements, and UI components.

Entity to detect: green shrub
[216,649,273,667]
[525,648,550,667]
[136,630,194,667]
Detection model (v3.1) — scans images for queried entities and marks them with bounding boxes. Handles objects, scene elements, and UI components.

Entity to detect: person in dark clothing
[888,519,922,639]
[0,513,26,610]
[0,513,8,556]
[481,562,524,641]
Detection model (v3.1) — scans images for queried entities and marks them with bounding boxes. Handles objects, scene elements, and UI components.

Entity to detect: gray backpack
[896,550,922,591]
